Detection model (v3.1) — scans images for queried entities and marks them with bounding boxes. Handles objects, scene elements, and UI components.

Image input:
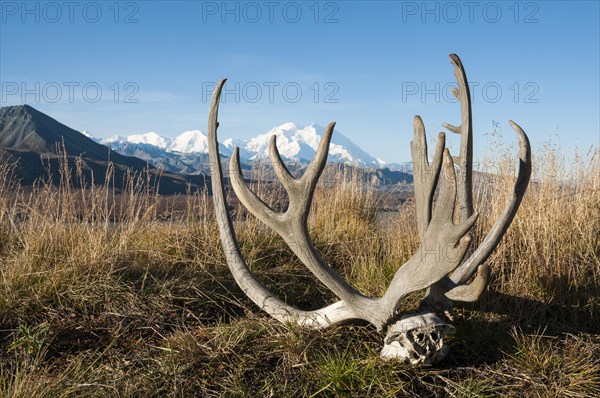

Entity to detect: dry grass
[0,143,598,397]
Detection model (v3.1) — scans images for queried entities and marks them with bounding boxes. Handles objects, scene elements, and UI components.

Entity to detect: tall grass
[0,144,598,397]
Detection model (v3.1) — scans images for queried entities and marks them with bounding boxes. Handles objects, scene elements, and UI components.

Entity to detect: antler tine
[302,122,335,191]
[433,149,459,224]
[444,53,474,222]
[229,147,282,231]
[269,135,296,188]
[208,79,359,328]
[449,120,532,285]
[445,264,491,302]
[411,115,445,241]
[434,150,479,240]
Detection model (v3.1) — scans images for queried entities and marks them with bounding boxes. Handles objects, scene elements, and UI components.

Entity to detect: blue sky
[1,0,598,163]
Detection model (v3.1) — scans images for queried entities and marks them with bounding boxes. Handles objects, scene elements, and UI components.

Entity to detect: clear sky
[1,0,598,163]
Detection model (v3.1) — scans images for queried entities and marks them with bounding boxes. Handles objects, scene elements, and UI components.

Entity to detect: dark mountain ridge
[0,105,208,194]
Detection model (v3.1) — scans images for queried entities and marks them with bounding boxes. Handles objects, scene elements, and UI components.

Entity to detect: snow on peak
[100,135,125,145]
[94,130,231,156]
[244,122,315,161]
[277,122,297,131]
[168,130,209,154]
[81,130,102,143]
[238,122,383,167]
[222,138,236,147]
[92,123,385,168]
[127,132,169,149]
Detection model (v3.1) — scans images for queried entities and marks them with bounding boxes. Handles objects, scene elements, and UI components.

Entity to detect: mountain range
[84,122,388,175]
[0,105,208,194]
[0,105,412,192]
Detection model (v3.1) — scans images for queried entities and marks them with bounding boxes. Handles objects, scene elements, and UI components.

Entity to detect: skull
[380,312,455,364]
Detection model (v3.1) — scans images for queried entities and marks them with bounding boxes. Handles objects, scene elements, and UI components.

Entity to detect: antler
[207,54,532,362]
[423,55,532,307]
[208,80,358,327]
[445,53,474,223]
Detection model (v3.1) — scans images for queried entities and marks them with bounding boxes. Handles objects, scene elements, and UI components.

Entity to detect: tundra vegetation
[0,137,598,396]
[0,85,600,398]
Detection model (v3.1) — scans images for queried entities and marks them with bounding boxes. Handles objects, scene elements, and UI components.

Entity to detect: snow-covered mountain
[222,137,253,160]
[85,123,388,174]
[237,123,384,168]
[83,130,227,175]
[127,132,169,149]
[100,134,125,145]
[168,130,209,153]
